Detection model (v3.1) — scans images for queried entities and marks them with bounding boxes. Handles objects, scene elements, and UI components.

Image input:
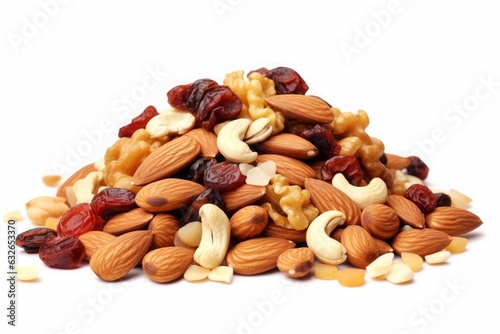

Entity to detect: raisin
[434,192,452,207]
[118,105,159,138]
[57,203,100,237]
[90,187,137,220]
[38,236,85,269]
[180,188,225,226]
[321,155,363,185]
[407,156,429,180]
[167,83,193,110]
[299,124,340,160]
[16,227,58,254]
[203,161,246,192]
[263,66,309,95]
[196,85,242,131]
[404,184,436,214]
[178,157,218,184]
[185,79,218,111]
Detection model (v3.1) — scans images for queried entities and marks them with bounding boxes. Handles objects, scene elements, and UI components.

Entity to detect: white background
[1,0,499,333]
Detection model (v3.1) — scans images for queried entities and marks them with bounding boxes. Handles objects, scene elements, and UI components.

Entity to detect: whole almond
[225,237,296,275]
[221,184,266,212]
[90,230,154,281]
[148,213,180,248]
[183,127,219,158]
[264,94,334,124]
[277,247,315,278]
[385,194,425,228]
[372,237,394,255]
[132,135,201,186]
[135,178,206,212]
[391,228,453,257]
[256,133,318,160]
[103,207,153,235]
[425,207,483,236]
[341,225,379,269]
[255,154,316,187]
[361,204,400,240]
[262,223,307,243]
[78,231,116,261]
[142,246,194,283]
[229,205,269,240]
[304,178,361,226]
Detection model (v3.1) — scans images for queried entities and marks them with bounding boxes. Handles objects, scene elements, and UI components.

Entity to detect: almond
[103,208,153,235]
[89,230,154,281]
[425,206,483,236]
[255,133,318,160]
[148,213,180,248]
[221,184,266,212]
[383,153,411,170]
[229,205,269,240]
[385,194,425,228]
[372,237,394,255]
[135,178,206,212]
[361,204,400,240]
[262,223,307,243]
[132,135,201,186]
[277,247,315,278]
[391,228,453,258]
[264,94,334,124]
[56,163,96,202]
[255,154,316,187]
[78,231,116,261]
[142,246,194,283]
[304,178,361,226]
[341,225,379,269]
[183,127,219,158]
[225,237,296,275]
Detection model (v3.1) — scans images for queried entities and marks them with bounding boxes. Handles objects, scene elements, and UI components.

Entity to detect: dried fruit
[118,105,159,138]
[39,236,86,269]
[337,268,365,287]
[445,236,468,254]
[404,184,436,214]
[321,155,363,185]
[16,227,58,254]
[90,187,137,220]
[313,263,339,280]
[57,203,99,238]
[262,66,309,95]
[203,161,246,192]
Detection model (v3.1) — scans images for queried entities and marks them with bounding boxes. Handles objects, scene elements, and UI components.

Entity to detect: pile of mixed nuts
[14,66,483,287]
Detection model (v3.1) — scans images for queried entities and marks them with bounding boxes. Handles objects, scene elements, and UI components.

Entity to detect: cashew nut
[73,171,106,204]
[305,210,347,265]
[331,173,388,209]
[244,118,273,145]
[146,107,196,138]
[194,204,231,269]
[216,118,258,163]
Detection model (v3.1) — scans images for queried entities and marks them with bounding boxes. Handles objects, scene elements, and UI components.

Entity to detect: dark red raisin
[299,124,340,160]
[263,67,309,95]
[178,157,218,184]
[434,193,452,207]
[16,227,58,254]
[404,184,436,214]
[57,203,99,237]
[90,188,137,220]
[39,236,85,269]
[180,188,225,226]
[407,156,429,180]
[321,155,363,185]
[167,83,193,110]
[203,161,246,192]
[196,85,242,131]
[185,79,218,111]
[118,105,159,138]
